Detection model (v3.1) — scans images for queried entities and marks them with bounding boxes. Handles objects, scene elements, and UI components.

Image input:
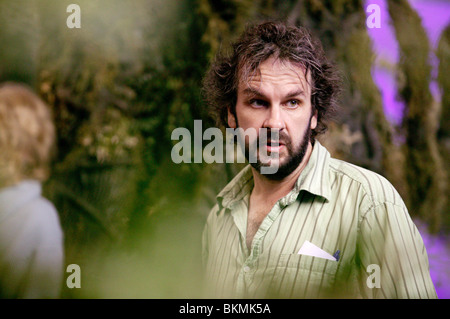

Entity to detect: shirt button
[243,266,251,272]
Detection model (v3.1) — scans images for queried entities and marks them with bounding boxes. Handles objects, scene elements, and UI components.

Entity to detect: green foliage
[0,0,39,85]
[437,25,450,140]
[436,25,450,232]
[0,0,448,297]
[388,0,447,232]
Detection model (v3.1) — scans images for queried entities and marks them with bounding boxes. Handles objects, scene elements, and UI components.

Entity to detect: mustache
[256,129,290,146]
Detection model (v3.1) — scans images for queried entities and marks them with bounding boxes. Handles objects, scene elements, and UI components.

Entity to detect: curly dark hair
[202,21,341,139]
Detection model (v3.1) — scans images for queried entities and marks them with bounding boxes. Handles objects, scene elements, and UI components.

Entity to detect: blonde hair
[0,82,56,187]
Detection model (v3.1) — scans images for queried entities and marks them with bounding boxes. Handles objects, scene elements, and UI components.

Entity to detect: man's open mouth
[265,140,285,152]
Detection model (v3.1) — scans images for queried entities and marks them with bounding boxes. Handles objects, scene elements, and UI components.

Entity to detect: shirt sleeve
[202,220,210,271]
[19,199,64,299]
[357,201,437,299]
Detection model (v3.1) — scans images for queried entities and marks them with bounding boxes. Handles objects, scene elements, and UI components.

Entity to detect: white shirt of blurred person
[0,82,64,298]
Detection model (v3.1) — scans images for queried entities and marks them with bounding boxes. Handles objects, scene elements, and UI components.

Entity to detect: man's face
[228,57,317,180]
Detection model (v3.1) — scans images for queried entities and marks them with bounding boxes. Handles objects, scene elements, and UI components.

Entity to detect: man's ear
[310,108,318,130]
[227,107,237,128]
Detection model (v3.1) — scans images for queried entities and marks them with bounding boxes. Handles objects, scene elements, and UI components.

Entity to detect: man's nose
[262,104,285,130]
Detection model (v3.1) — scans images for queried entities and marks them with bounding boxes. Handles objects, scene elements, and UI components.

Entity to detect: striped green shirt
[202,141,437,298]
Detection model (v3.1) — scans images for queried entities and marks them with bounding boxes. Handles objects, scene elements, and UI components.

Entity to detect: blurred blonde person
[0,82,63,298]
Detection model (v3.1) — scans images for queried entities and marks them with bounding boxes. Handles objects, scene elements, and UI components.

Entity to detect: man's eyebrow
[285,89,306,98]
[241,87,266,98]
[241,87,306,99]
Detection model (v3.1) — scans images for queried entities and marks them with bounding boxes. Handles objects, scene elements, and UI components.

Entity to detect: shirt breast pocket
[269,253,339,298]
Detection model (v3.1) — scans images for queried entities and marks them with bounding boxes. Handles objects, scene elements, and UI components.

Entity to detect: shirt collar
[217,165,254,211]
[216,140,332,213]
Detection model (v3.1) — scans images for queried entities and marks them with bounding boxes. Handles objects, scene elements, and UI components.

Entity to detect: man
[0,82,64,298]
[201,21,437,298]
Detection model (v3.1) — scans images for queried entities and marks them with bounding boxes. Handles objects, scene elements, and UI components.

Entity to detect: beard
[242,118,312,181]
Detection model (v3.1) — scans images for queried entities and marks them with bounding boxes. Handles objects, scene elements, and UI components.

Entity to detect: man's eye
[250,99,267,108]
[286,100,300,108]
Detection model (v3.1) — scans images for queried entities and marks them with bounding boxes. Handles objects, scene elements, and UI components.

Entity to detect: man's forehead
[239,57,311,91]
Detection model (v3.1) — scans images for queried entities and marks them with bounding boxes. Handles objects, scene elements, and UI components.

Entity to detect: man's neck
[250,141,314,201]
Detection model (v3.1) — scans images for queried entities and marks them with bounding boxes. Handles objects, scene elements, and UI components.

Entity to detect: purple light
[409,0,450,103]
[365,0,450,126]
[365,0,450,299]
[409,0,450,47]
[365,0,403,125]
[416,220,450,299]
[371,64,405,125]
